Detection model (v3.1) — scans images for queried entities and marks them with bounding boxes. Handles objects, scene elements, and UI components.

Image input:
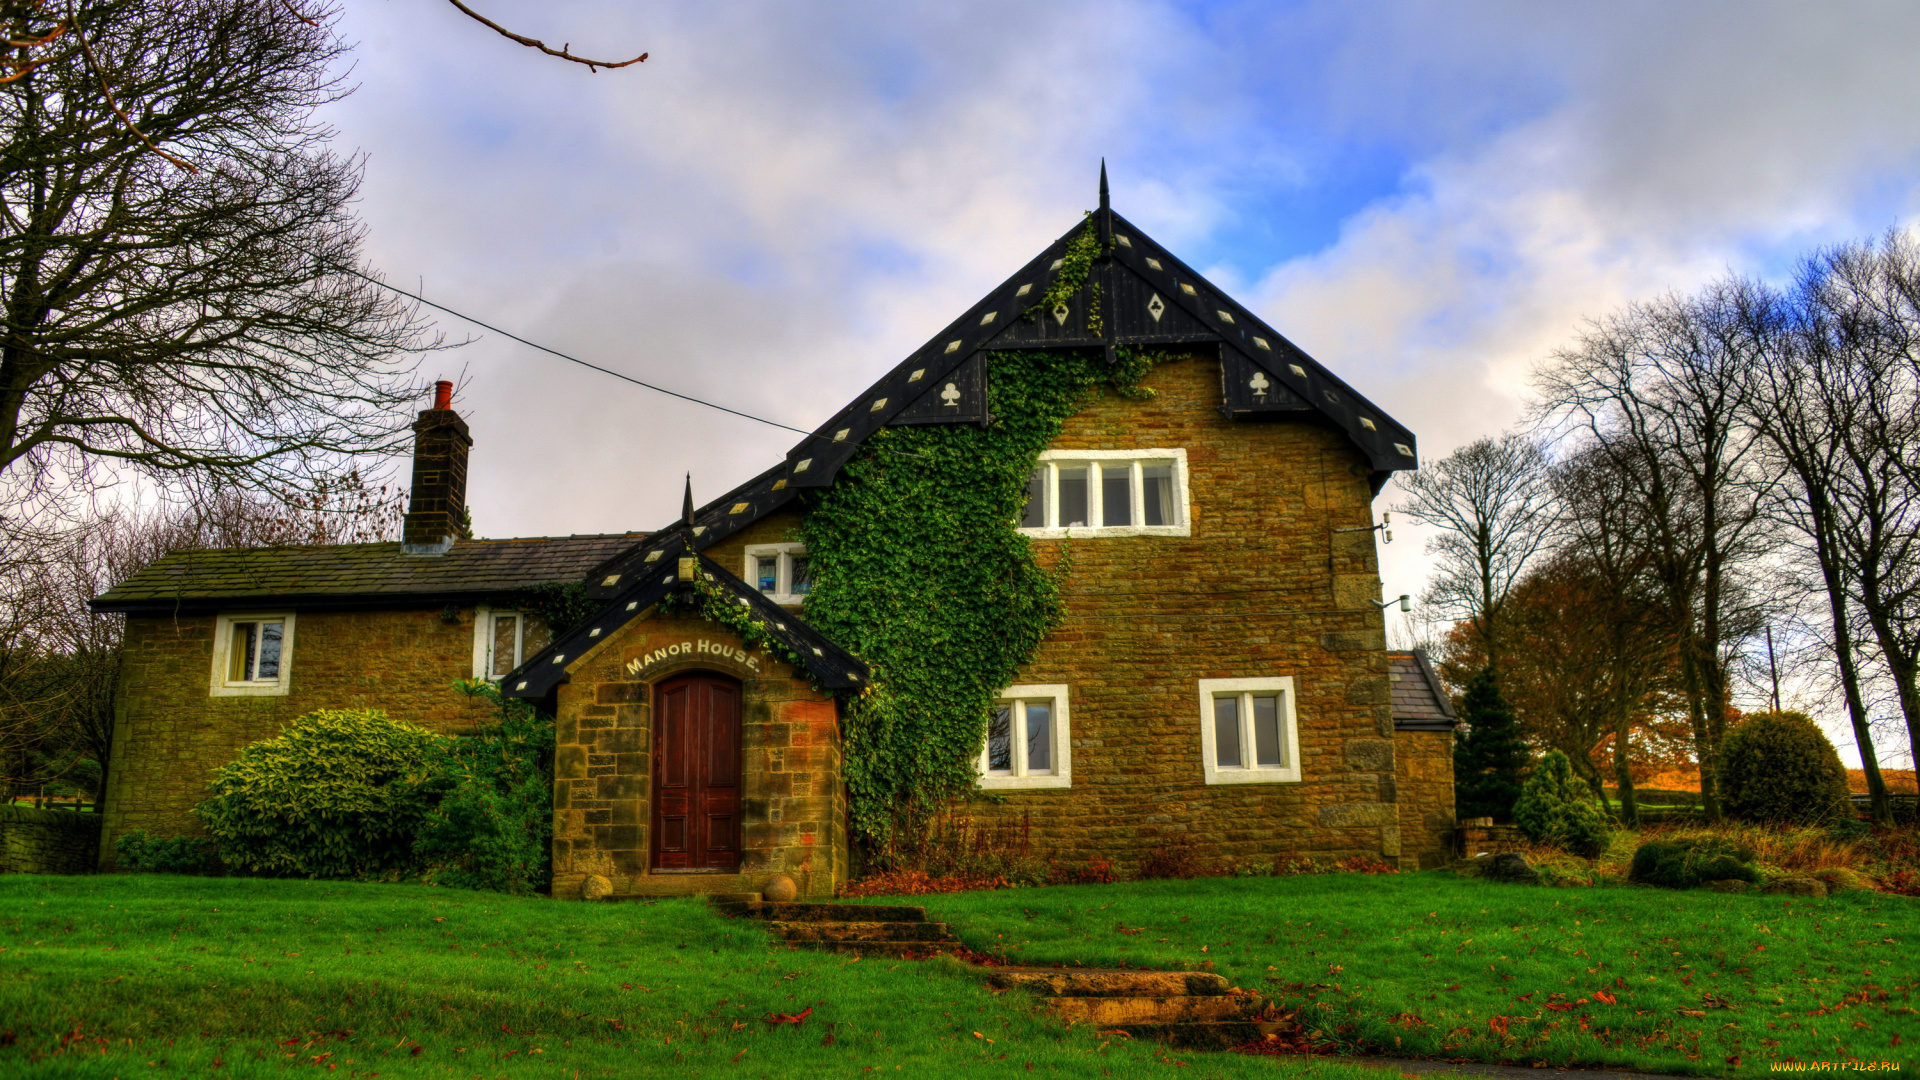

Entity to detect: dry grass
[1641,766,1918,793]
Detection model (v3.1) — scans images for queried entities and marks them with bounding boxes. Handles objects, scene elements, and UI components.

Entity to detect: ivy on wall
[1028,214,1108,336]
[797,346,1173,860]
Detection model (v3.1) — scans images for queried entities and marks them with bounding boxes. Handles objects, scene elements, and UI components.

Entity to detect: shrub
[1630,836,1763,890]
[1136,843,1209,880]
[1453,667,1529,822]
[114,829,221,875]
[1513,750,1610,857]
[1719,711,1853,826]
[195,708,446,878]
[413,680,555,894]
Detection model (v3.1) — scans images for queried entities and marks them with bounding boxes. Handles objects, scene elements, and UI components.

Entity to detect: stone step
[769,920,955,943]
[989,969,1233,998]
[1101,1020,1293,1051]
[1047,995,1259,1026]
[784,939,965,958]
[716,901,929,923]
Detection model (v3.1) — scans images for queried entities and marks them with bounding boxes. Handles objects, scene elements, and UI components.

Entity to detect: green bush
[1629,836,1762,890]
[114,829,221,875]
[194,708,446,878]
[1720,711,1853,826]
[1513,750,1610,857]
[413,680,555,895]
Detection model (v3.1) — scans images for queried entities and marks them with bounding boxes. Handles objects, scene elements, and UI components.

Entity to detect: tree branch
[444,0,646,71]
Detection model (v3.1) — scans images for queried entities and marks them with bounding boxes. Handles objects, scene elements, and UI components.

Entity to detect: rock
[763,874,798,903]
[1812,867,1873,893]
[581,874,612,901]
[1763,876,1828,898]
[1705,879,1749,894]
[1488,852,1539,882]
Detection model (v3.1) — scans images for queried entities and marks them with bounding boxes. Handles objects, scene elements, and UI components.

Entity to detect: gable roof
[500,173,1421,692]
[90,533,647,614]
[1388,649,1457,731]
[501,549,867,698]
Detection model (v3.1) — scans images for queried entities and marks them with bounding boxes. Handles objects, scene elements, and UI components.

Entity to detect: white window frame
[1017,448,1191,538]
[742,543,812,604]
[1196,676,1301,784]
[473,605,529,681]
[976,683,1072,790]
[208,612,295,697]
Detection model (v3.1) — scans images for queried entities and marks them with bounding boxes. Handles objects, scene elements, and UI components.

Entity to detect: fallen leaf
[766,1006,813,1026]
[1678,1009,1707,1018]
[1593,991,1617,1005]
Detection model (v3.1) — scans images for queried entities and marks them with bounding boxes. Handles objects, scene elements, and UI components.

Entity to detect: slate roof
[90,533,647,614]
[501,546,868,697]
[1388,649,1456,731]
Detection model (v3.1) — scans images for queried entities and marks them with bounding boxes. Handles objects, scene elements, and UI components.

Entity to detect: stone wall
[100,606,518,868]
[1,805,103,874]
[549,612,847,900]
[1395,729,1456,869]
[961,354,1402,872]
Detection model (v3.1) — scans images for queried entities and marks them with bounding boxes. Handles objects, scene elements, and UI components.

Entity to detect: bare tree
[1,0,438,513]
[1533,284,1777,822]
[1391,434,1557,669]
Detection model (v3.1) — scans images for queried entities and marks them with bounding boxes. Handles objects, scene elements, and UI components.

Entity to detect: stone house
[93,178,1456,896]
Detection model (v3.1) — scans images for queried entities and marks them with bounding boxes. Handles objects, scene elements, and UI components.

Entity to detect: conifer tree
[1454,667,1530,821]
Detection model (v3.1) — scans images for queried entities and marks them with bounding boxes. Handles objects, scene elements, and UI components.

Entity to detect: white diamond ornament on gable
[940,382,962,408]
[1147,293,1165,323]
[1249,370,1270,400]
[1052,302,1070,325]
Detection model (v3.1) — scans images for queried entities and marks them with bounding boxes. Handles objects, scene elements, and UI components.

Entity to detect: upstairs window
[1017,449,1190,537]
[743,543,811,604]
[1197,677,1301,784]
[473,606,550,681]
[977,684,1072,789]
[210,612,294,697]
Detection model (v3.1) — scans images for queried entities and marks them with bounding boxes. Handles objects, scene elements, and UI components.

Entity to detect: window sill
[1202,767,1301,785]
[1019,524,1191,539]
[209,680,290,698]
[978,773,1071,790]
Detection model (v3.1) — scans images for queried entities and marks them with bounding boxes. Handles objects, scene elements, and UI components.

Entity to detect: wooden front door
[651,672,742,871]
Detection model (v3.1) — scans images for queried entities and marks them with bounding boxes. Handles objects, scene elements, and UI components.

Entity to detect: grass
[0,874,1382,1080]
[850,871,1920,1075]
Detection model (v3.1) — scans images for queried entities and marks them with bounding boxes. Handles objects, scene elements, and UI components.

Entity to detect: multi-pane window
[473,606,550,681]
[977,684,1071,789]
[1196,677,1301,784]
[743,544,810,604]
[1017,450,1189,536]
[210,613,294,696]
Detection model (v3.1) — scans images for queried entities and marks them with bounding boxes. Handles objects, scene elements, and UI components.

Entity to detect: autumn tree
[1533,284,1777,822]
[1391,434,1557,669]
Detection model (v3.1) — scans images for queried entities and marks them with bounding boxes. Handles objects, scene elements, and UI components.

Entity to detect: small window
[210,612,295,697]
[474,605,538,681]
[977,684,1071,790]
[1196,677,1300,784]
[1017,450,1190,537]
[743,543,810,604]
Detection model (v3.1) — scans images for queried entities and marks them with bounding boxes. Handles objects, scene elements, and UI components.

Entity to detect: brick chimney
[402,380,471,554]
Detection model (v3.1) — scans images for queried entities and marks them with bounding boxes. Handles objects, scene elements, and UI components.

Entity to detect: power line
[329,260,921,457]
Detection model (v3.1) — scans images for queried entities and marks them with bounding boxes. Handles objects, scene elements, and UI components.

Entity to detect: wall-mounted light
[1372,593,1411,612]
[1334,510,1392,544]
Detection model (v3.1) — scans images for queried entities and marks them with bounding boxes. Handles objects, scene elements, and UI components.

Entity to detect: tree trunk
[1819,556,1892,823]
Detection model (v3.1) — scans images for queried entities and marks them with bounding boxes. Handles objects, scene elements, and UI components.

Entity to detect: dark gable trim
[501,550,867,699]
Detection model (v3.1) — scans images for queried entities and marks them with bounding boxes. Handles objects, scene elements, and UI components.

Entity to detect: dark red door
[651,673,742,871]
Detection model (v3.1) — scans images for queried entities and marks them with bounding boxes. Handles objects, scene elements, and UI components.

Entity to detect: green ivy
[1027,213,1109,335]
[659,572,816,678]
[523,580,597,635]
[797,347,1168,861]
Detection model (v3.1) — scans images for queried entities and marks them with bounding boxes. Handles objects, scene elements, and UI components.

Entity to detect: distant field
[1642,769,1919,795]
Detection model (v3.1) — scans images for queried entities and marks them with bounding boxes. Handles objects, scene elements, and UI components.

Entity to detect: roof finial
[1098,158,1112,246]
[682,473,694,526]
[1099,158,1109,214]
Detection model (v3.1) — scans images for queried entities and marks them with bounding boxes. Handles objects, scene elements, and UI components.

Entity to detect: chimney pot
[432,380,453,411]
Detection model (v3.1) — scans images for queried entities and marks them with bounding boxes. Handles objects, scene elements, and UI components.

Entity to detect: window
[1196,677,1300,784]
[1016,449,1190,537]
[977,684,1071,789]
[209,612,295,697]
[742,543,810,604]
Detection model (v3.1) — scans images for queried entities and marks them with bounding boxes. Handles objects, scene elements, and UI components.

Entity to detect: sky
[324,0,1920,764]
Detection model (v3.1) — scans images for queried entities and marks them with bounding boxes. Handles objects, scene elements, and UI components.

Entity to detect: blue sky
[323,0,1920,759]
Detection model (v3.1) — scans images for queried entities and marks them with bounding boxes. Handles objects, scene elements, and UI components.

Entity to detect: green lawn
[0,874,1377,1080]
[852,873,1920,1075]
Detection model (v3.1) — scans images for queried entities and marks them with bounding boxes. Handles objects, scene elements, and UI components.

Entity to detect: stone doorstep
[988,969,1232,998]
[717,901,930,923]
[768,920,955,943]
[1047,995,1259,1026]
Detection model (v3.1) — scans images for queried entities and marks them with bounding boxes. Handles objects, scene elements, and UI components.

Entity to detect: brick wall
[1,805,102,874]
[955,354,1404,872]
[1395,730,1456,869]
[549,612,847,900]
[100,606,513,868]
